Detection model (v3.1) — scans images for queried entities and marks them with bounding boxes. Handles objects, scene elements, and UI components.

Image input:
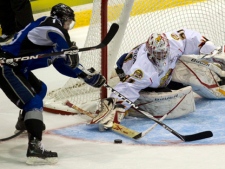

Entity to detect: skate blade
[26,157,58,165]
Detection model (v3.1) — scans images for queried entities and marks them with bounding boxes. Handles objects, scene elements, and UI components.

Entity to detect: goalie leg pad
[128,86,195,119]
[173,56,225,99]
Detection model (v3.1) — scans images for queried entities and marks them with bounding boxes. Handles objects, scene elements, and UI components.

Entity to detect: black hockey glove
[70,41,77,48]
[115,67,129,82]
[78,71,106,88]
[66,42,79,68]
[84,74,106,88]
[65,53,79,68]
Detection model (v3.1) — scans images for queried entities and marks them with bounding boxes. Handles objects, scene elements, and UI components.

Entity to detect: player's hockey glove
[70,41,77,48]
[78,71,106,88]
[66,41,79,68]
[115,67,130,82]
[65,53,79,68]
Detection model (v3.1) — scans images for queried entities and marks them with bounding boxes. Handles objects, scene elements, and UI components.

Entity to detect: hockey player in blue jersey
[0,3,105,165]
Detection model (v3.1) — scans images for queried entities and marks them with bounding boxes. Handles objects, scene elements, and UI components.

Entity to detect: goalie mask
[146,33,170,68]
[51,3,75,30]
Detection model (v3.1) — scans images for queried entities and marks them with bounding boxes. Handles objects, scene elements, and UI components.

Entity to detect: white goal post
[43,0,225,115]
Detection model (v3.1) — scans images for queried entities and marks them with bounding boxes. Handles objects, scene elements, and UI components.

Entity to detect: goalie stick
[113,89,191,139]
[112,114,167,140]
[0,23,119,64]
[65,99,182,140]
[65,101,95,118]
[103,83,213,142]
[65,100,143,139]
[0,130,24,142]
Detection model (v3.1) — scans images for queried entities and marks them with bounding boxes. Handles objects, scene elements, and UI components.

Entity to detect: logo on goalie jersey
[131,69,143,79]
[171,33,180,40]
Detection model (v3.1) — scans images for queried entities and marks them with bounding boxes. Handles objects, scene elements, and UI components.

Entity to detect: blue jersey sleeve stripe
[48,31,69,51]
[53,58,82,78]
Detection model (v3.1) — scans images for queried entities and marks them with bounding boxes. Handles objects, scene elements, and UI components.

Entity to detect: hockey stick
[65,100,95,118]
[132,113,167,139]
[65,100,143,139]
[112,114,166,140]
[103,83,213,142]
[0,23,119,64]
[0,130,24,142]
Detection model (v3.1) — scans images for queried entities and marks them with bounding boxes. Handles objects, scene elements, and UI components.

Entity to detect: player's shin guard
[15,110,46,132]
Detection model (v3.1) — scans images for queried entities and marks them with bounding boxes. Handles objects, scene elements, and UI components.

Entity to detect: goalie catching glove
[89,98,126,130]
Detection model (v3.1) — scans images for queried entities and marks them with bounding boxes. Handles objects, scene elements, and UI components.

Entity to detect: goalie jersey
[112,29,217,109]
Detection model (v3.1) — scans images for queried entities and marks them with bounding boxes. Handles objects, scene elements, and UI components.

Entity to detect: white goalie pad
[128,86,195,119]
[172,55,225,99]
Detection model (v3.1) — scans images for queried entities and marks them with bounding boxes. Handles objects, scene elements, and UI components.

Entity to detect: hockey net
[43,0,225,115]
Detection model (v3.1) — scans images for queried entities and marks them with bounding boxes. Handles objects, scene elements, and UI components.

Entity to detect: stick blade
[0,130,24,142]
[98,23,119,47]
[183,131,213,142]
[133,133,142,139]
[79,23,119,52]
[112,123,140,139]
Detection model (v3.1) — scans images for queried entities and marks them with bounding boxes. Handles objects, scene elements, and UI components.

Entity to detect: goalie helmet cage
[43,0,225,115]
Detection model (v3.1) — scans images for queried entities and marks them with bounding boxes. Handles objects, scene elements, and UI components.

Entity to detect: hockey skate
[26,138,58,165]
[15,110,46,134]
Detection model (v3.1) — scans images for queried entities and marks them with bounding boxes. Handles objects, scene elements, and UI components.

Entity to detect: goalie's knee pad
[128,86,195,119]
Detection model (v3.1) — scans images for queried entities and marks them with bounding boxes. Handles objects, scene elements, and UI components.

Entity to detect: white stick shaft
[141,114,168,137]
